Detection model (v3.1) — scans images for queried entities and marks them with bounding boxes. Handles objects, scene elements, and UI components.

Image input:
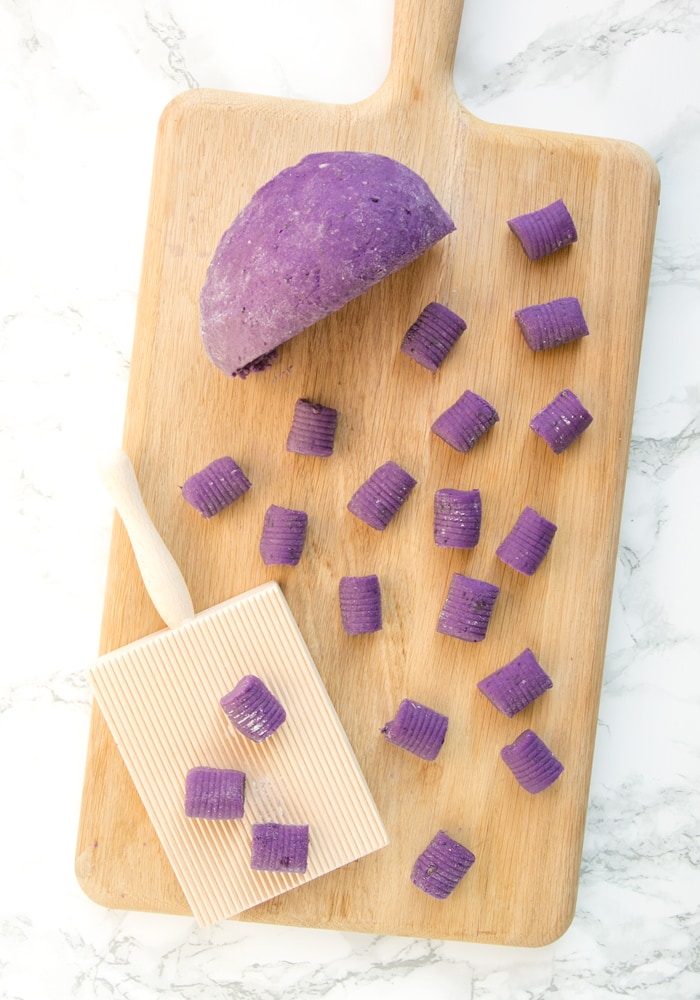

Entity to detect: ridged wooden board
[87,581,388,927]
[76,0,659,946]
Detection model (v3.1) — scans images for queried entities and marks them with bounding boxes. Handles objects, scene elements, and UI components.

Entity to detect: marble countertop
[2,0,698,996]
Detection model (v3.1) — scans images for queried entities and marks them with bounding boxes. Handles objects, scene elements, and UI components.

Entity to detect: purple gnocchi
[286,398,338,457]
[507,198,578,260]
[411,830,475,899]
[476,648,553,717]
[347,460,417,531]
[181,456,251,518]
[381,698,448,761]
[496,506,557,576]
[339,574,382,635]
[433,488,481,548]
[514,296,589,352]
[501,729,564,793]
[220,674,286,742]
[431,390,499,453]
[530,388,593,454]
[251,822,309,874]
[400,301,467,371]
[259,504,308,566]
[184,766,246,821]
[437,573,499,642]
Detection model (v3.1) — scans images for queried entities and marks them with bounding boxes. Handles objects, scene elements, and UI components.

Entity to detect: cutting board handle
[98,448,195,630]
[387,0,465,103]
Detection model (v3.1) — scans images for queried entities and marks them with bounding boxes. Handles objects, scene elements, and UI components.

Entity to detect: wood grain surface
[75,0,659,946]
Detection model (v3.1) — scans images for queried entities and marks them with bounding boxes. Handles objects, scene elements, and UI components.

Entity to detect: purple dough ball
[200,151,455,376]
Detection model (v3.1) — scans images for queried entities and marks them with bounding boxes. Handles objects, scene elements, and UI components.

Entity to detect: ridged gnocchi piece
[251,822,309,874]
[496,506,557,576]
[530,388,593,454]
[514,296,589,352]
[285,398,338,457]
[507,199,578,260]
[476,648,553,717]
[431,390,499,453]
[339,575,382,635]
[220,675,286,742]
[347,460,417,531]
[501,729,564,793]
[381,698,448,761]
[411,830,476,899]
[184,766,246,821]
[259,504,308,565]
[437,573,499,642]
[433,488,481,548]
[181,456,251,518]
[400,301,467,371]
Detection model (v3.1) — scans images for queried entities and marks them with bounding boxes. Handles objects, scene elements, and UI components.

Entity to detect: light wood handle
[98,448,195,629]
[387,0,465,103]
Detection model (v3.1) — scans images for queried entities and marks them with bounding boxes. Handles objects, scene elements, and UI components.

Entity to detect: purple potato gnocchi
[220,675,286,742]
[530,388,593,453]
[347,460,417,531]
[200,151,455,377]
[501,729,564,793]
[286,398,338,457]
[381,698,448,761]
[514,296,589,352]
[433,488,481,548]
[184,766,246,821]
[507,198,578,260]
[437,573,499,642]
[259,504,308,566]
[181,456,251,518]
[431,390,499,453]
[400,301,467,371]
[496,506,557,576]
[476,648,553,717]
[251,822,309,874]
[339,575,382,635]
[411,830,475,899]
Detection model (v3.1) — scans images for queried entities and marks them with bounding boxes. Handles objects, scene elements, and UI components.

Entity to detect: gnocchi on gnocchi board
[75,0,659,945]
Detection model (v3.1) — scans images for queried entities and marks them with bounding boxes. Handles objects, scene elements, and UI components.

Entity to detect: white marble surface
[1,0,699,996]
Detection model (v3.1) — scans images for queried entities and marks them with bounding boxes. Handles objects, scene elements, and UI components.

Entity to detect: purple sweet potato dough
[501,729,564,793]
[496,506,557,576]
[431,390,499,453]
[476,648,553,717]
[259,504,308,565]
[185,766,246,821]
[347,460,417,530]
[382,698,448,761]
[411,830,475,899]
[437,573,499,642]
[200,151,456,377]
[181,456,251,518]
[286,398,338,457]
[433,488,481,548]
[507,199,578,260]
[251,823,309,874]
[400,302,467,371]
[530,388,593,453]
[514,296,589,351]
[339,575,382,635]
[220,674,286,742]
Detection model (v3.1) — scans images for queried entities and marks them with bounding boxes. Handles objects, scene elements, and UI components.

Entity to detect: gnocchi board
[75,0,659,946]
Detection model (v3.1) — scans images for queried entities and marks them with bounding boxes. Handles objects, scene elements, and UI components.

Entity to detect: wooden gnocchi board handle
[97,448,195,629]
[75,0,659,946]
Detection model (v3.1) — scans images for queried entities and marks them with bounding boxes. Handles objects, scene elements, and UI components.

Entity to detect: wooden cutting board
[75,0,659,946]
